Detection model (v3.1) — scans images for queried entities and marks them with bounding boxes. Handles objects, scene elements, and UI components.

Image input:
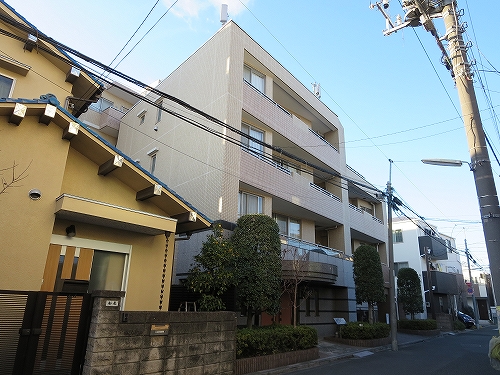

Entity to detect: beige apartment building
[117,21,388,335]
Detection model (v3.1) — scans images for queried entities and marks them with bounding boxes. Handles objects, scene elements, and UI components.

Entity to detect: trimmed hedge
[236,325,318,358]
[340,322,390,340]
[454,320,466,331]
[398,319,437,331]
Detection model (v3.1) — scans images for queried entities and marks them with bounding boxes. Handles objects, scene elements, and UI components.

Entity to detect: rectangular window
[238,191,263,216]
[289,218,301,239]
[241,123,264,156]
[150,153,157,175]
[0,74,14,98]
[393,229,403,243]
[88,250,126,292]
[243,65,265,93]
[147,148,158,175]
[394,262,409,275]
[274,214,301,239]
[156,99,163,123]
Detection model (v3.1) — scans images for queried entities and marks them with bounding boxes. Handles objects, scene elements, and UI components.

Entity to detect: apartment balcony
[423,271,460,295]
[242,81,342,169]
[281,235,355,285]
[80,106,125,137]
[240,150,345,224]
[348,203,386,243]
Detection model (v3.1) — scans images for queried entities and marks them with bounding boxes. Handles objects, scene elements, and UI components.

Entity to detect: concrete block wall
[83,291,237,375]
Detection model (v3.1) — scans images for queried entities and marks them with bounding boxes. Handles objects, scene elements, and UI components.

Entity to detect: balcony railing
[243,79,291,117]
[349,203,384,225]
[242,147,291,175]
[308,128,338,152]
[310,183,341,202]
[280,234,352,261]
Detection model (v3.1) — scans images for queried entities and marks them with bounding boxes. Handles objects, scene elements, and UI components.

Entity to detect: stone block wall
[436,313,453,331]
[83,291,237,375]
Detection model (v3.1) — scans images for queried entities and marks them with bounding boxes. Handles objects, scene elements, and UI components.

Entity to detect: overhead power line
[0,13,382,195]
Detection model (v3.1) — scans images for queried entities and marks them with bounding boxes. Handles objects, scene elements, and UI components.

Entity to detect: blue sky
[7,0,500,272]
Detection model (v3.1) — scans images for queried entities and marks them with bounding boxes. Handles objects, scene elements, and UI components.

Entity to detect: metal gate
[0,290,92,375]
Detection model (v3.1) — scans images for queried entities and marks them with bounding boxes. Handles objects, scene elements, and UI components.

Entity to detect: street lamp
[421,159,471,169]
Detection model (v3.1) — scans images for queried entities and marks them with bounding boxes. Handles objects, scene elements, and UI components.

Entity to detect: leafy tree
[186,224,234,311]
[352,245,385,324]
[397,267,424,319]
[232,214,282,328]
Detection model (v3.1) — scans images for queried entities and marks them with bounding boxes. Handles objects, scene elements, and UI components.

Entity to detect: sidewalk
[248,332,434,375]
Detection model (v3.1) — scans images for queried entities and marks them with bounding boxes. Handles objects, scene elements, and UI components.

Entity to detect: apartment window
[238,191,263,216]
[243,65,265,93]
[274,214,301,239]
[137,109,146,125]
[147,148,158,175]
[156,99,163,123]
[393,229,403,243]
[241,123,264,156]
[394,262,409,275]
[360,205,373,215]
[89,97,113,112]
[0,74,14,97]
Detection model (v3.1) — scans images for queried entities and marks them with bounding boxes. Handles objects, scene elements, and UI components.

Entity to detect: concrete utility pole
[371,0,500,330]
[386,159,398,351]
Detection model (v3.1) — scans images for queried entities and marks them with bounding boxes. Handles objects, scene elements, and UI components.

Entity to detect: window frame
[274,214,301,239]
[238,191,263,216]
[0,73,15,98]
[241,122,264,156]
[393,229,403,243]
[147,147,159,175]
[156,99,163,123]
[243,64,265,93]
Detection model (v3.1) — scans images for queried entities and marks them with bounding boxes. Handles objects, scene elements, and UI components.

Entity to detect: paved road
[288,327,499,375]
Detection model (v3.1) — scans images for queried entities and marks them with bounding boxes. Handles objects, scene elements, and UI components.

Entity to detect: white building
[392,218,464,319]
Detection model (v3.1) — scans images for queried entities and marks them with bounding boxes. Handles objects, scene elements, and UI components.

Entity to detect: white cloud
[163,0,251,19]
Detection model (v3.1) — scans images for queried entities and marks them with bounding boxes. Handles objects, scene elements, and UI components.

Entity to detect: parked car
[457,311,475,328]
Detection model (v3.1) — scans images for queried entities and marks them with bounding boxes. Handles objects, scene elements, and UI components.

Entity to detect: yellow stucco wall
[0,115,177,310]
[0,116,70,291]
[0,25,75,104]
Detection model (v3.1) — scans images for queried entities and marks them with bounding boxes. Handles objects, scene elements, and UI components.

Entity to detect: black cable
[0,18,386,196]
[107,0,161,69]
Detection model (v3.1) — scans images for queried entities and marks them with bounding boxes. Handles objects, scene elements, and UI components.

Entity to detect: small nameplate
[150,324,170,336]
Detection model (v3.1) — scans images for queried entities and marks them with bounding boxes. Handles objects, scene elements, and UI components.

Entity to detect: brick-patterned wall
[83,291,237,375]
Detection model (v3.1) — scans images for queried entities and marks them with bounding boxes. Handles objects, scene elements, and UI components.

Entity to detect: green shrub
[454,320,466,331]
[340,322,390,340]
[398,319,437,331]
[236,325,317,358]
